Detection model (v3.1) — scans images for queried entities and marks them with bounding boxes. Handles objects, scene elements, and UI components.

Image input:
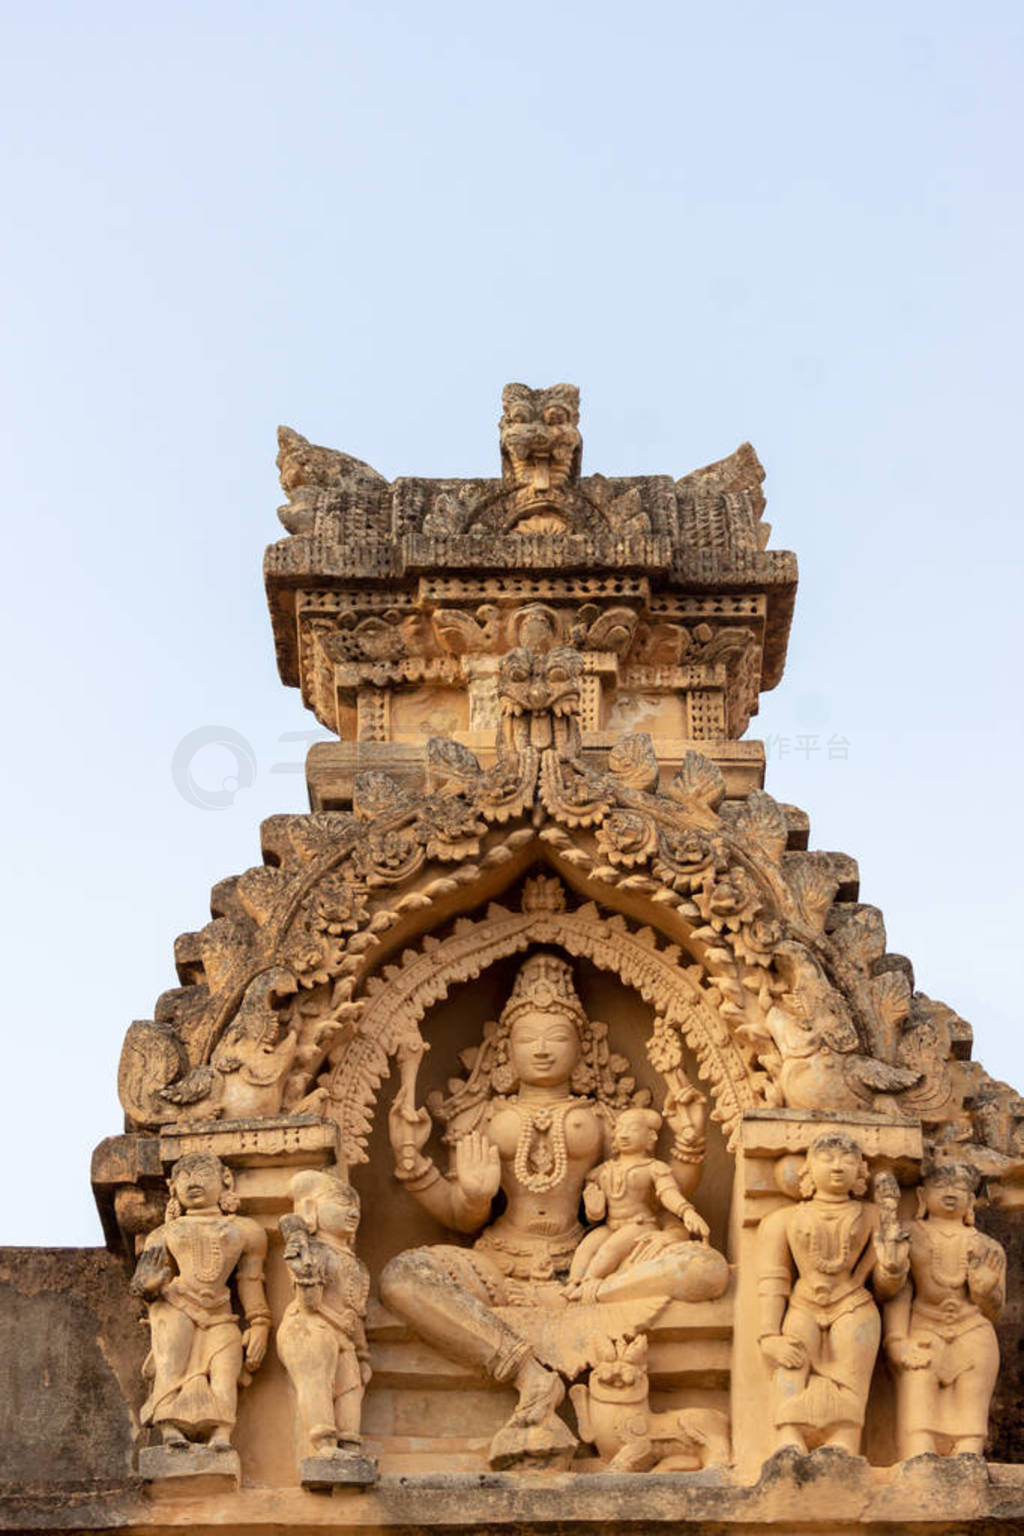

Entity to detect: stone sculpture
[570,1335,731,1472]
[72,384,1024,1516]
[499,381,582,498]
[158,970,299,1123]
[129,1153,270,1476]
[567,1106,710,1301]
[277,1171,376,1488]
[380,951,729,1469]
[885,1162,1006,1459]
[756,1132,909,1455]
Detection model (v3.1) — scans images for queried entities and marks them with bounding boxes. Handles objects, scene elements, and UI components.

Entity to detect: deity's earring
[491,1049,517,1095]
[219,1168,241,1214]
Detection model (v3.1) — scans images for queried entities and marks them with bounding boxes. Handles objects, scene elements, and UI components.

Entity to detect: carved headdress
[499,953,587,1033]
[430,951,650,1143]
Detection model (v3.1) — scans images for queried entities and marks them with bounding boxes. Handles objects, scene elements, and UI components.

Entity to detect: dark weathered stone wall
[978,1208,1024,1463]
[0,1248,144,1527]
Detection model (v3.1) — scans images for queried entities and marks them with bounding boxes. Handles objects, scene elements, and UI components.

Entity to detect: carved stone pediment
[78,386,1024,1517]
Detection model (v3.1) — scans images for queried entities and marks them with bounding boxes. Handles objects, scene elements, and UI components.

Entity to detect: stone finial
[499,382,582,492]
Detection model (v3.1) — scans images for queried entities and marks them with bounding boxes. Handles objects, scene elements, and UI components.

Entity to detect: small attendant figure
[276,1171,375,1486]
[756,1132,909,1456]
[885,1162,1005,1459]
[130,1153,270,1456]
[567,1107,709,1300]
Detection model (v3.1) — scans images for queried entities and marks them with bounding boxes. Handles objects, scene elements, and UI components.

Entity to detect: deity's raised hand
[455,1130,502,1206]
[968,1245,1005,1295]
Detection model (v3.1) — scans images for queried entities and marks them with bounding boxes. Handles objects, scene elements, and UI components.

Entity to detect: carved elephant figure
[569,1336,730,1473]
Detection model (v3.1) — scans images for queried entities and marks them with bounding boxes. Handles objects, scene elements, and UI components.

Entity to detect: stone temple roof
[264,386,797,716]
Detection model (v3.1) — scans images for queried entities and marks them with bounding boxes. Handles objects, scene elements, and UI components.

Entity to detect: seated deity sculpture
[380,951,728,1469]
[756,1132,909,1456]
[884,1162,1006,1459]
[277,1171,374,1478]
[567,1106,711,1301]
[130,1153,270,1454]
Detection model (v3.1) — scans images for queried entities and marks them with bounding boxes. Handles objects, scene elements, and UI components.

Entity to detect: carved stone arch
[321,897,767,1168]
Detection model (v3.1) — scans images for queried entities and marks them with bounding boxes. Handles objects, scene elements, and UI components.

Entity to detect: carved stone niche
[731,1109,924,1480]
[340,942,736,1477]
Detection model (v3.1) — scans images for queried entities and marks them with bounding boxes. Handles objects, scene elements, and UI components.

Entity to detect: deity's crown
[499,952,587,1032]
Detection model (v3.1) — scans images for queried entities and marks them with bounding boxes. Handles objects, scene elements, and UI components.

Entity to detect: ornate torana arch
[323,890,763,1166]
[117,643,1004,1170]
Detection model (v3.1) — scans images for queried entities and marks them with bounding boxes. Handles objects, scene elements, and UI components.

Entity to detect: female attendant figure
[885,1162,1005,1459]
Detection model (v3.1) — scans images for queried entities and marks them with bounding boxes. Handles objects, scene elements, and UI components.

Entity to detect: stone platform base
[8,1453,1024,1532]
[301,1451,378,1491]
[137,1443,240,1495]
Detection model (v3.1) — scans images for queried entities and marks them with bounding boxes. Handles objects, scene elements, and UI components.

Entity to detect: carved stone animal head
[498,646,582,722]
[276,426,342,496]
[588,1335,649,1402]
[499,382,582,494]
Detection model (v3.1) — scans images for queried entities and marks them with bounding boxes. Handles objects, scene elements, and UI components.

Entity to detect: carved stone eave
[264,537,796,707]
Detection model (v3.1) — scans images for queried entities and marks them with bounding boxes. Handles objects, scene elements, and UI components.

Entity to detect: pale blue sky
[2,2,1022,1243]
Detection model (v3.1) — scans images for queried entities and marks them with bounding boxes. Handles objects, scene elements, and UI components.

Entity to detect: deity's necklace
[513,1097,583,1194]
[806,1202,859,1275]
[185,1215,225,1284]
[923,1223,968,1290]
